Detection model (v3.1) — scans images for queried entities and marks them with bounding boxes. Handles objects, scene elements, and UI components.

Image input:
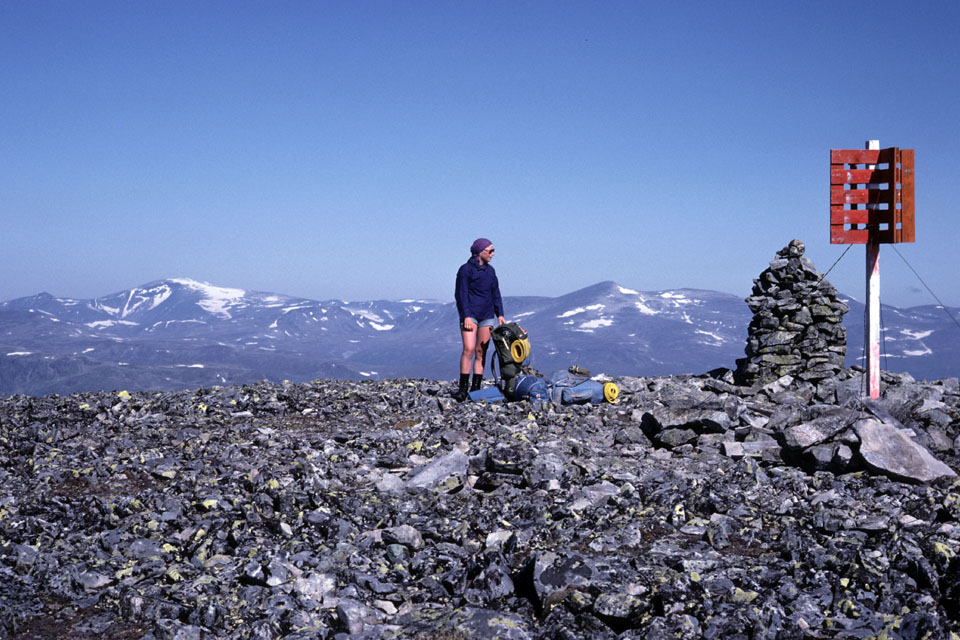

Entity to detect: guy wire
[818,244,863,395]
[859,302,868,398]
[890,245,960,330]
[880,295,888,371]
[814,244,853,289]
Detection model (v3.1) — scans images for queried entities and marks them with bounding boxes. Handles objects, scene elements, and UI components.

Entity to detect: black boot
[452,373,470,402]
[470,373,483,392]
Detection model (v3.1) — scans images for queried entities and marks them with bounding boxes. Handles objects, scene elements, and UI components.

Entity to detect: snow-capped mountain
[1,278,957,395]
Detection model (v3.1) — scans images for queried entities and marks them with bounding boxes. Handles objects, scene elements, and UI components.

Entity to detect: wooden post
[865,139,881,398]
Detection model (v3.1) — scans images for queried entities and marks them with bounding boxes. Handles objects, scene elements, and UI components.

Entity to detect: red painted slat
[900,148,915,242]
[831,149,880,164]
[832,187,896,205]
[831,210,870,225]
[830,168,894,185]
[831,227,869,243]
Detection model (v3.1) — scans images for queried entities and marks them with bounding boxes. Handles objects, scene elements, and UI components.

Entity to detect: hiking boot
[470,374,483,392]
[452,373,470,402]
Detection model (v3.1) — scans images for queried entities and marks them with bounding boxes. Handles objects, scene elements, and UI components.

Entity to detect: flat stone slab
[779,407,856,451]
[404,450,469,491]
[855,418,957,484]
[721,440,782,459]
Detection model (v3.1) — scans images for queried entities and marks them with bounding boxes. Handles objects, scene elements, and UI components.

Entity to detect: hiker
[453,238,505,401]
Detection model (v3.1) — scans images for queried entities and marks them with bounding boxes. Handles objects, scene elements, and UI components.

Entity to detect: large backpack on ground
[490,322,530,399]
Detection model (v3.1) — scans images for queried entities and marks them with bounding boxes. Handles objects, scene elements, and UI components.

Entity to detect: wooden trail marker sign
[830,142,915,399]
[830,146,915,245]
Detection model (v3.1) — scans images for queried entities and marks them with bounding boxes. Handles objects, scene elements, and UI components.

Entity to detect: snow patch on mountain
[169,278,246,318]
[149,320,207,330]
[87,320,139,329]
[122,284,172,318]
[558,304,605,318]
[576,318,613,332]
[660,292,695,305]
[696,329,726,345]
[343,307,386,323]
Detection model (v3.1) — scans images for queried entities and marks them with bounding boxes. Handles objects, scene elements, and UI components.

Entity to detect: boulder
[855,418,957,483]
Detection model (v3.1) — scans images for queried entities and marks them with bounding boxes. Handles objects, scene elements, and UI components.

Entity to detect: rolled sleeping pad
[603,382,619,403]
[510,338,531,364]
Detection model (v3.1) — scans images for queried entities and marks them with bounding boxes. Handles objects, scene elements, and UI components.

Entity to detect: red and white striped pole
[865,139,881,399]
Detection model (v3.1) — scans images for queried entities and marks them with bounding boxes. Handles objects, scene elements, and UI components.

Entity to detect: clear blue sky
[3,1,959,308]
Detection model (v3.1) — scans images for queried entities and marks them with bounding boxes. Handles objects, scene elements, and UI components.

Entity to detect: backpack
[490,322,531,399]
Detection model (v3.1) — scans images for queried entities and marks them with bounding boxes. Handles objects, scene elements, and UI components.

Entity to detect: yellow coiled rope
[510,338,531,363]
[603,382,619,403]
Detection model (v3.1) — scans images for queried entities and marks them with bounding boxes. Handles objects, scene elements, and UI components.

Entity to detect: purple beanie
[470,238,493,255]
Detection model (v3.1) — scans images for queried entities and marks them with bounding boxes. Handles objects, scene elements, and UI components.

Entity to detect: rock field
[3,366,960,639]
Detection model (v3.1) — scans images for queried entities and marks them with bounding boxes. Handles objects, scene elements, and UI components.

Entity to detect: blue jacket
[455,257,504,321]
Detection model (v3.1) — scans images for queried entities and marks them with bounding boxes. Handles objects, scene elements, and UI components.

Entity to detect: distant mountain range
[1,277,957,395]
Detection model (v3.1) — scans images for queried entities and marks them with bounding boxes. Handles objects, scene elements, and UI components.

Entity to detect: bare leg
[474,325,492,375]
[460,326,477,375]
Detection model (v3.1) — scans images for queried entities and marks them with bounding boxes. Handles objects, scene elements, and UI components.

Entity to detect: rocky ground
[3,368,960,639]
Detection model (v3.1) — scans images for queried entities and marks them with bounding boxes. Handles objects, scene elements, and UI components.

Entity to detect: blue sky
[2,1,959,308]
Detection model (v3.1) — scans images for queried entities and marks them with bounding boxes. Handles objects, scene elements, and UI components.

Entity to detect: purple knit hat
[470,238,493,255]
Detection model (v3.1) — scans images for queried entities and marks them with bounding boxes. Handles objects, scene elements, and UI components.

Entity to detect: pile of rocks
[2,370,960,639]
[736,239,850,386]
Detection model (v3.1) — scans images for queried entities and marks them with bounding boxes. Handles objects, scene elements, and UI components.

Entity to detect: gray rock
[657,428,699,448]
[721,440,781,460]
[293,572,337,602]
[404,450,469,491]
[4,372,960,640]
[390,607,534,640]
[777,406,857,450]
[521,551,597,614]
[77,570,111,591]
[855,418,957,483]
[593,592,649,629]
[381,524,423,550]
[577,481,619,508]
[336,598,383,634]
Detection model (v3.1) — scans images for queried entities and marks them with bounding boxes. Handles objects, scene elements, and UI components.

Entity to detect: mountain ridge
[1,277,957,395]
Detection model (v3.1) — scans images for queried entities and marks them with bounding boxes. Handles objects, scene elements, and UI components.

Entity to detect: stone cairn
[735,239,850,386]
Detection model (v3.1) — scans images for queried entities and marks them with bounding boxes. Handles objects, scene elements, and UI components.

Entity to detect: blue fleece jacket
[455,257,504,322]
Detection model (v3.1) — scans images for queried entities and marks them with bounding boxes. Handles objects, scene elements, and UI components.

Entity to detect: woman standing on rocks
[453,238,505,401]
